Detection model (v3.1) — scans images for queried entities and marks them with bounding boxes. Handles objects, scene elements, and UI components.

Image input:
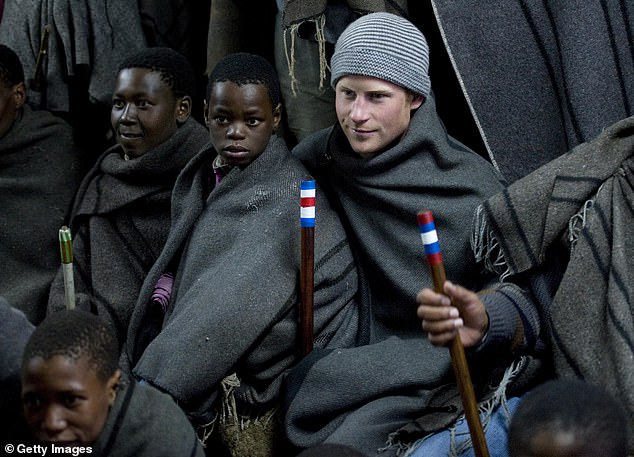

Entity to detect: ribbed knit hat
[330,12,430,98]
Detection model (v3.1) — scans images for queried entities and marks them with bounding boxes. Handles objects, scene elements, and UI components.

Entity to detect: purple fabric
[151,272,174,313]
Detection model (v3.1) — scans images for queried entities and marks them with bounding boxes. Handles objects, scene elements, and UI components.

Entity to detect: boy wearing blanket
[124,53,359,453]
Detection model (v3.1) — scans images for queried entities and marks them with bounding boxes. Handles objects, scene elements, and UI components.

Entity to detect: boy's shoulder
[96,377,204,457]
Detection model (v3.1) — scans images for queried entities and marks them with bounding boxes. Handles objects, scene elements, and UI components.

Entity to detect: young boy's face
[204,81,281,168]
[111,68,190,159]
[21,354,120,445]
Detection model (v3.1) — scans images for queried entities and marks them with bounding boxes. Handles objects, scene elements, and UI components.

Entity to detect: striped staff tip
[59,226,73,264]
[300,179,316,228]
[417,210,442,265]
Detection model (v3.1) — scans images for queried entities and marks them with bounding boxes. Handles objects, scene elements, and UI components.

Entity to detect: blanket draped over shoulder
[47,118,208,347]
[0,298,35,442]
[473,115,634,453]
[93,374,205,457]
[125,135,359,426]
[284,96,543,456]
[0,105,83,323]
[431,0,634,183]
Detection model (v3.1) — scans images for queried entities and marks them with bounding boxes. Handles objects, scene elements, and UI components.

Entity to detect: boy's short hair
[508,379,627,457]
[118,46,195,99]
[22,310,118,383]
[207,52,281,109]
[0,44,24,88]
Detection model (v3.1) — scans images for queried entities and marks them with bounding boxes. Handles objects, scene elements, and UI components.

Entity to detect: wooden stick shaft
[62,263,76,310]
[430,262,489,457]
[300,226,314,356]
[300,179,316,357]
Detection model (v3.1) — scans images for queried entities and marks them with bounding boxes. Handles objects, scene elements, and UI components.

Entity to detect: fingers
[417,281,489,347]
[417,286,463,346]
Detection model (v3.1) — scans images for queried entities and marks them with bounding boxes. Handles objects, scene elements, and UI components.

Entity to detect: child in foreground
[21,310,204,456]
[508,378,627,457]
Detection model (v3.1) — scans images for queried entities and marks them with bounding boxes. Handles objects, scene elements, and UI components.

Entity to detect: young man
[47,47,209,349]
[20,310,204,456]
[508,379,627,457]
[0,44,84,324]
[283,13,546,457]
[124,53,359,449]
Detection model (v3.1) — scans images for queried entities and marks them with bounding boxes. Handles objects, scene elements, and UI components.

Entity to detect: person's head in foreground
[205,52,282,168]
[0,43,26,138]
[21,310,121,445]
[508,378,627,457]
[111,46,195,159]
[330,12,429,159]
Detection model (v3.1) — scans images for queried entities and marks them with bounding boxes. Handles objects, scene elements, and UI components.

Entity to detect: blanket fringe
[568,190,601,248]
[471,205,511,280]
[283,15,329,97]
[392,357,527,457]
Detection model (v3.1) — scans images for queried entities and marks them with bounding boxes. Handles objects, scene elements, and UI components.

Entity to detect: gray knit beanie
[330,12,430,98]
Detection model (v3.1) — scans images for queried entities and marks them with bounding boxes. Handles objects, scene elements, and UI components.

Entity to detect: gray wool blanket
[473,115,634,452]
[0,0,147,111]
[47,118,208,349]
[285,96,545,456]
[0,105,83,323]
[282,0,409,26]
[92,374,204,457]
[431,0,634,183]
[125,135,360,426]
[0,297,35,442]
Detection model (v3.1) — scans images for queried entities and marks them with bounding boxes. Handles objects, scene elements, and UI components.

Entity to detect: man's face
[111,68,189,159]
[335,75,423,159]
[0,81,25,137]
[204,81,281,168]
[22,355,120,445]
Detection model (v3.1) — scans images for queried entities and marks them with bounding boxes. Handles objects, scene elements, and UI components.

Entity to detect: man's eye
[137,100,149,108]
[112,100,124,109]
[246,118,261,126]
[63,395,80,408]
[214,116,229,125]
[22,395,42,410]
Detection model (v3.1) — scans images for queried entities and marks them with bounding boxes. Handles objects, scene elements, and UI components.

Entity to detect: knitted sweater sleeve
[472,261,559,359]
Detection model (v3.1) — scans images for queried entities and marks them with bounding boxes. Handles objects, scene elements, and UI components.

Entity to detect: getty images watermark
[4,443,93,456]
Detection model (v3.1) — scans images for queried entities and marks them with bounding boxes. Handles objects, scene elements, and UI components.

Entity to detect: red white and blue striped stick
[417,210,489,457]
[300,179,316,356]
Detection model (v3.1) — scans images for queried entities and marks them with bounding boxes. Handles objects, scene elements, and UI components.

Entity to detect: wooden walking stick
[418,210,489,457]
[59,226,76,310]
[299,179,316,357]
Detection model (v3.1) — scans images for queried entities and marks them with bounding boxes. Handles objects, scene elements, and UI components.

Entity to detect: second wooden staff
[417,210,489,457]
[300,179,316,357]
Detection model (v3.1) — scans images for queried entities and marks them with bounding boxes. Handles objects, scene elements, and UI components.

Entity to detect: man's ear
[272,102,282,132]
[410,94,425,111]
[175,96,192,123]
[13,82,26,109]
[106,369,121,406]
[203,100,210,128]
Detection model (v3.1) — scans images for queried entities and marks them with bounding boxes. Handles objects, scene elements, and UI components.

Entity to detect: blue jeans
[405,396,521,457]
